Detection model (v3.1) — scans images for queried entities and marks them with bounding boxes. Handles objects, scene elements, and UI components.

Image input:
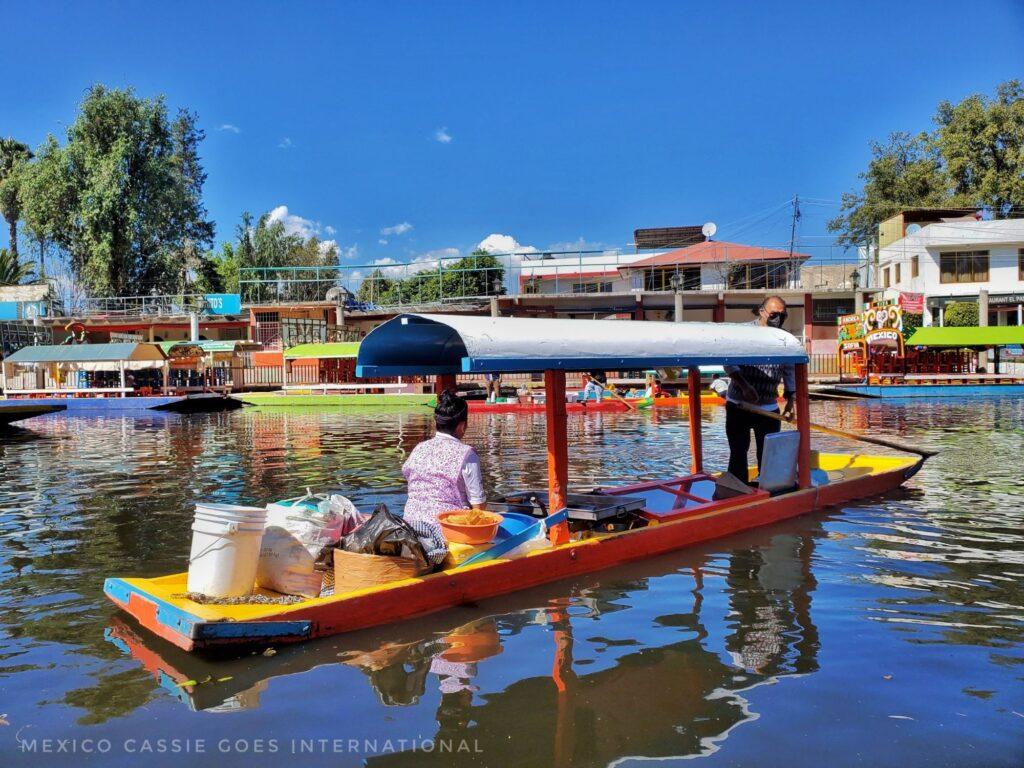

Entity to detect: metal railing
[71,293,214,318]
[239,246,867,308]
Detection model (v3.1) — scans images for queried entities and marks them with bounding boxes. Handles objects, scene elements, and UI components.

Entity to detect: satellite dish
[701,222,717,240]
[906,223,922,235]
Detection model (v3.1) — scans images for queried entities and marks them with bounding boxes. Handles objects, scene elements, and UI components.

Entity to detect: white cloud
[339,244,358,260]
[546,236,609,253]
[476,233,538,255]
[378,239,388,245]
[278,137,293,149]
[373,257,397,266]
[380,221,413,237]
[434,127,453,144]
[266,205,320,239]
[324,225,336,236]
[216,123,240,134]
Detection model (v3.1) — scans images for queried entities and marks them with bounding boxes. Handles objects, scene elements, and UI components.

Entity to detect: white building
[876,217,1024,326]
[519,242,809,295]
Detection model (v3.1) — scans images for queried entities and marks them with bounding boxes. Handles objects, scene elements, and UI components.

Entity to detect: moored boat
[0,401,67,426]
[105,314,926,651]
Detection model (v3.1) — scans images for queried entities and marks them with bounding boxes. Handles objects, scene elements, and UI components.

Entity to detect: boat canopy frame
[355,313,807,377]
[355,313,812,544]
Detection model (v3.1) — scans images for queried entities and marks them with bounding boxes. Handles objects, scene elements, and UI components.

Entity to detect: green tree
[17,85,215,297]
[356,268,395,305]
[0,247,34,285]
[0,138,33,263]
[828,132,947,248]
[212,242,239,294]
[829,80,1024,246]
[943,301,979,327]
[167,109,216,294]
[901,312,922,337]
[221,210,338,302]
[935,80,1024,216]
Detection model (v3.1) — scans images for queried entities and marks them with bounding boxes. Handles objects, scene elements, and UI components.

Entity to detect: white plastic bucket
[186,503,267,597]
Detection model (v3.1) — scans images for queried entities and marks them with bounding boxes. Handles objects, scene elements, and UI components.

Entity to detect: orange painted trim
[250,464,914,645]
[796,363,811,489]
[544,370,570,546]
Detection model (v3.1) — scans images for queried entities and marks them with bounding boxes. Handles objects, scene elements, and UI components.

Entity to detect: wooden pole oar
[604,385,637,411]
[734,402,937,458]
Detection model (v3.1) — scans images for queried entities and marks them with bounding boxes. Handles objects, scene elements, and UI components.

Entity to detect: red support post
[687,367,703,474]
[436,373,457,394]
[714,294,725,323]
[543,369,570,546]
[796,363,811,489]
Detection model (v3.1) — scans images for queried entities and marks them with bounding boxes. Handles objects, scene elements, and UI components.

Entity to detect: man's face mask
[764,310,787,328]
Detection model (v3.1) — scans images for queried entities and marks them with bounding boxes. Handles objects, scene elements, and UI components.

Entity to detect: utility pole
[788,195,801,259]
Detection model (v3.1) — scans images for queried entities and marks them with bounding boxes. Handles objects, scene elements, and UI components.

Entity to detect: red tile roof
[624,241,811,269]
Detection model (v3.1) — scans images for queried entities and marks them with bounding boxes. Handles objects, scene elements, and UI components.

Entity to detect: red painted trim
[687,367,703,473]
[796,363,811,489]
[544,370,570,545]
[246,464,912,645]
[714,296,725,323]
[109,463,919,650]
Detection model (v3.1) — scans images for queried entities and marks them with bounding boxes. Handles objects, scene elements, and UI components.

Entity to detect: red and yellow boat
[105,314,924,652]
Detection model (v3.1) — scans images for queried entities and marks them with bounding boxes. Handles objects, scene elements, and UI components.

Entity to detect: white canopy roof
[356,313,807,376]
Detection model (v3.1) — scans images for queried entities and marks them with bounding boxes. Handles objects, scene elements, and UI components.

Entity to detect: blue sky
[3,0,1022,266]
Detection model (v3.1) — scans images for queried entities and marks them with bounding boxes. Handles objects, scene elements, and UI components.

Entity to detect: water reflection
[97,518,824,765]
[1,400,1022,767]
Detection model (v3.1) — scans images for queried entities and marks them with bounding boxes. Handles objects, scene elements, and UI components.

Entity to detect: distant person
[723,296,796,484]
[580,371,607,403]
[644,371,662,399]
[485,373,501,403]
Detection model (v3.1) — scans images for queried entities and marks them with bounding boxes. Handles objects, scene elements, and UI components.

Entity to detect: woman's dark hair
[434,389,468,434]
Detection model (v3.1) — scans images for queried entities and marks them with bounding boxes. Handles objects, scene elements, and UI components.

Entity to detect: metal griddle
[487,490,646,522]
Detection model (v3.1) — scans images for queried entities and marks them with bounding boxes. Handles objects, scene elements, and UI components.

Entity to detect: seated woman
[403,389,487,529]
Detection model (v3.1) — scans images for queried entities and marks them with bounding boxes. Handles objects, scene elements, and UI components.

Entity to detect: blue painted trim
[356,364,455,377]
[195,619,311,640]
[104,578,205,639]
[21,396,185,412]
[835,384,1024,399]
[105,577,312,643]
[460,355,807,373]
[360,354,808,377]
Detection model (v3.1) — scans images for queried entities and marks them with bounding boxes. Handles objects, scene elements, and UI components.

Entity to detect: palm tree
[0,247,35,285]
[0,138,34,262]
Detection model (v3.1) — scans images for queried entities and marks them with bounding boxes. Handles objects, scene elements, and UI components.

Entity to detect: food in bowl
[438,509,503,545]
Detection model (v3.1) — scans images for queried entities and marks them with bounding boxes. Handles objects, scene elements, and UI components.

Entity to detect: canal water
[0,399,1021,767]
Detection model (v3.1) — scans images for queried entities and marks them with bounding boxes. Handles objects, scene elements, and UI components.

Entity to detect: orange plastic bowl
[438,509,503,545]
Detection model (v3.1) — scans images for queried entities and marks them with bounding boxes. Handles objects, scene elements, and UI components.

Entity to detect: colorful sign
[900,292,924,313]
[204,293,242,315]
[837,300,904,347]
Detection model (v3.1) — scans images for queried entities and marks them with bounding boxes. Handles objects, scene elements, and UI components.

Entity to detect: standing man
[723,296,797,484]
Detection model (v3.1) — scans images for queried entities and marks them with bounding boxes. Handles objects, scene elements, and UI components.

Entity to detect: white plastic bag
[256,525,323,598]
[265,488,350,557]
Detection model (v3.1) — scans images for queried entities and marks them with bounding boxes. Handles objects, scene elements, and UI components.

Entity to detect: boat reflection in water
[105,516,822,765]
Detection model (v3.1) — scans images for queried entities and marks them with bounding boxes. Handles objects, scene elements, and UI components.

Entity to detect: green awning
[3,343,166,364]
[905,326,1024,348]
[284,342,361,359]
